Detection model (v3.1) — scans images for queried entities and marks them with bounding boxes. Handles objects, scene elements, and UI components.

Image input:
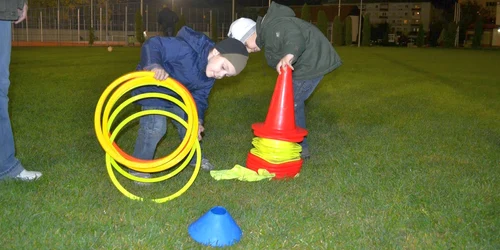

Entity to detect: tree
[316,10,328,38]
[211,13,218,42]
[472,19,483,48]
[362,14,371,46]
[459,0,488,46]
[301,3,311,22]
[135,11,145,45]
[442,22,457,47]
[333,16,343,46]
[416,23,425,47]
[344,16,352,45]
[437,27,446,46]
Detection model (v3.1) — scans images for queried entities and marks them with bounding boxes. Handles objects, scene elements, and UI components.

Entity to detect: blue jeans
[0,21,24,179]
[133,105,200,162]
[293,76,323,150]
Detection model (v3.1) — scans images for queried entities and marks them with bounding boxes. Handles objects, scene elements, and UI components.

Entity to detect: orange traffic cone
[252,66,307,142]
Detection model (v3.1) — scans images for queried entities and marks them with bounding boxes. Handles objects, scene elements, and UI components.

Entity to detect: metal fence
[12,2,258,46]
[12,2,338,46]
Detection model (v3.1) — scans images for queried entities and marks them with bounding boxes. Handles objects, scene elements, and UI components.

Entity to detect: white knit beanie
[227,18,257,43]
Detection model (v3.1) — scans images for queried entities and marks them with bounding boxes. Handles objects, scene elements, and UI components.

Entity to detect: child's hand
[198,124,205,141]
[151,67,169,80]
[276,54,294,74]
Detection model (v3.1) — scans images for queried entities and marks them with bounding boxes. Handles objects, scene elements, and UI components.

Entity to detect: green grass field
[1,46,499,249]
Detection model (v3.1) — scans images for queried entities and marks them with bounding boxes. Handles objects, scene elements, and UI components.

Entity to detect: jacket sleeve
[274,19,306,64]
[139,37,178,71]
[190,79,214,124]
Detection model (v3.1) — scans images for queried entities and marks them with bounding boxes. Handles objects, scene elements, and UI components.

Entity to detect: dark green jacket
[0,0,26,21]
[256,2,342,80]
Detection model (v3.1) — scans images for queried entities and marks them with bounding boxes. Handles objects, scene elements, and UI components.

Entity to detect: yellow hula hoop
[94,71,201,203]
[96,73,197,169]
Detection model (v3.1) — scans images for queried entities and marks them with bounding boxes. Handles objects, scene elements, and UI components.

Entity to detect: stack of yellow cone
[246,66,307,179]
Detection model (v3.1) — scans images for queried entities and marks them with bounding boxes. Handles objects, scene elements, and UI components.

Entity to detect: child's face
[206,54,237,79]
[245,33,260,53]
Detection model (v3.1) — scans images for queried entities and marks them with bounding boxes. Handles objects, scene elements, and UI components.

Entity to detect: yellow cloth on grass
[210,164,275,181]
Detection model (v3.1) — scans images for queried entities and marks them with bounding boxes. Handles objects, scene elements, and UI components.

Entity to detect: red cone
[252,66,307,142]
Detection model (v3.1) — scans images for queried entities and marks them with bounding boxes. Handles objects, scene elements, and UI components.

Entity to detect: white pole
[358,0,363,47]
[78,8,80,42]
[40,11,43,42]
[172,0,175,10]
[338,0,341,16]
[106,1,108,44]
[91,0,93,28]
[26,12,28,41]
[125,6,128,45]
[100,7,102,42]
[57,1,60,43]
[269,0,271,6]
[232,0,235,22]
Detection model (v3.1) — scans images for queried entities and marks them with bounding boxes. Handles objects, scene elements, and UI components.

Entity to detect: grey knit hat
[215,38,249,75]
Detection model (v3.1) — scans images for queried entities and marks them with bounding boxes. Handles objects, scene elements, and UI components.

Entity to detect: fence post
[125,6,128,45]
[40,11,43,42]
[26,12,29,41]
[77,9,80,42]
[106,2,108,45]
[57,5,60,43]
[100,7,102,42]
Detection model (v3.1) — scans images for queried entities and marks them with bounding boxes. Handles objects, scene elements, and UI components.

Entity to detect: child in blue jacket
[132,26,248,177]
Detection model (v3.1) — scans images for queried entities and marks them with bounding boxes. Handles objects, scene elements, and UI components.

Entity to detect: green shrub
[333,16,343,46]
[211,13,218,42]
[362,14,371,46]
[417,23,425,47]
[135,11,145,45]
[175,14,186,34]
[88,26,94,46]
[443,22,457,47]
[301,3,311,22]
[472,19,483,48]
[344,16,352,45]
[317,10,328,38]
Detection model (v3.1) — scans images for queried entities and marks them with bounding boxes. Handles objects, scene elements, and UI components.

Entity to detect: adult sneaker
[15,170,42,181]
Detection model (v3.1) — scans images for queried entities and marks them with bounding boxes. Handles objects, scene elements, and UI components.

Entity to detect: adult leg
[292,76,323,158]
[0,21,41,180]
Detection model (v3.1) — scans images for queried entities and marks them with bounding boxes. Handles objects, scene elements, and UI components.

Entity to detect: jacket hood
[263,2,296,25]
[177,26,213,56]
[256,2,296,48]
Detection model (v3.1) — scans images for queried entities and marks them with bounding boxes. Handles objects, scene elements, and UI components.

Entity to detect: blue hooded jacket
[132,26,215,123]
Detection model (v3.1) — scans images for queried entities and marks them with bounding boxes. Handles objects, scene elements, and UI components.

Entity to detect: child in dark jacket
[132,26,248,177]
[228,2,342,159]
